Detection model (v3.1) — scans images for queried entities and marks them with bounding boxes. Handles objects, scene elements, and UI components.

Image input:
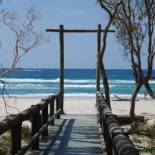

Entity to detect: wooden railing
[96,92,139,155]
[0,94,62,155]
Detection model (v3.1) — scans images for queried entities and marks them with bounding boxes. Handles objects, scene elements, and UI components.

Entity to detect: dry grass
[0,125,30,155]
[128,121,155,155]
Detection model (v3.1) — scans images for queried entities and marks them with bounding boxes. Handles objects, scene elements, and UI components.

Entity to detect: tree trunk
[98,1,121,108]
[144,81,155,99]
[99,58,111,107]
[130,84,141,120]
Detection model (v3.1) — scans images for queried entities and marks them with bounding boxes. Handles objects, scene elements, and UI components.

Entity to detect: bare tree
[98,0,155,120]
[98,0,121,107]
[0,8,44,77]
[113,0,155,119]
[0,8,47,113]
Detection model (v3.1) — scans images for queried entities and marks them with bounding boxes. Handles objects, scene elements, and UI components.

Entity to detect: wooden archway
[46,25,114,113]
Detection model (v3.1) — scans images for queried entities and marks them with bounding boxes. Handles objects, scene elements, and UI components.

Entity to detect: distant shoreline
[0,95,155,121]
[0,93,151,101]
[0,68,135,70]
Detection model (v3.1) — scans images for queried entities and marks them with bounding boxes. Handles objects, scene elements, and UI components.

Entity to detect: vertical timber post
[59,25,64,114]
[31,105,41,150]
[11,116,22,155]
[41,103,48,137]
[96,24,101,92]
[56,94,61,119]
[50,97,55,125]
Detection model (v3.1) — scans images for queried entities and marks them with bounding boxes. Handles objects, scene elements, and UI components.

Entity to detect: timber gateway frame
[46,24,114,113]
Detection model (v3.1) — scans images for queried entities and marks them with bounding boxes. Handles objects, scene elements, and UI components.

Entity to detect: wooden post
[50,98,55,125]
[31,105,41,150]
[96,24,101,92]
[11,115,22,155]
[41,103,48,137]
[59,25,64,113]
[56,94,60,119]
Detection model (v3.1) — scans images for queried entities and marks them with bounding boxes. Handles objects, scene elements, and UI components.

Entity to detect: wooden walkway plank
[37,115,104,155]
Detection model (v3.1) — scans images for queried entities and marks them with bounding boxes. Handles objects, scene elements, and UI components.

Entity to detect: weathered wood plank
[96,24,101,92]
[59,25,64,114]
[56,94,61,119]
[50,98,55,125]
[31,105,41,150]
[96,92,140,155]
[117,115,145,125]
[38,115,103,155]
[11,119,22,155]
[41,103,48,137]
[17,109,62,155]
[0,95,58,154]
[46,28,114,33]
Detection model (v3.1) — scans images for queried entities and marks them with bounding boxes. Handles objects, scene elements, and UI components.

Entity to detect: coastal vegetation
[98,1,155,153]
[98,0,155,120]
[0,125,30,155]
[129,122,155,154]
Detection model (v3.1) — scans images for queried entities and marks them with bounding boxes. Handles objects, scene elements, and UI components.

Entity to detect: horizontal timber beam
[46,28,115,33]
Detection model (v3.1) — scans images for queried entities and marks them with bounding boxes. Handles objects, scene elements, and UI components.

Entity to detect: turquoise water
[1,69,155,96]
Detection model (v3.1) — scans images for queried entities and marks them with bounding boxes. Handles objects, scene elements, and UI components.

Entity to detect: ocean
[0,69,155,97]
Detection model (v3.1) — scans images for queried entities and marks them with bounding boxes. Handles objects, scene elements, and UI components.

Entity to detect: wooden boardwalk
[0,93,140,154]
[36,114,103,155]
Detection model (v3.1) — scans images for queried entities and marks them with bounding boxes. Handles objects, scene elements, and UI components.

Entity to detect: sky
[0,0,131,69]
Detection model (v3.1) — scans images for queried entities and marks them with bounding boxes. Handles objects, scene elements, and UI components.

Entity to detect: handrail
[96,92,139,155]
[46,28,115,33]
[17,109,62,155]
[0,93,62,155]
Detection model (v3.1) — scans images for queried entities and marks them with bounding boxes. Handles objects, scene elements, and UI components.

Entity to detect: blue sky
[0,0,131,69]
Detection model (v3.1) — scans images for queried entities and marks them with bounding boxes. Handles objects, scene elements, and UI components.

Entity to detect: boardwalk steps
[34,114,104,155]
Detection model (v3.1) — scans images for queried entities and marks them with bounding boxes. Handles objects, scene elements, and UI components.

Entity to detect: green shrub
[130,123,144,135]
[142,147,155,154]
[147,124,155,138]
[130,123,155,154]
[130,123,155,138]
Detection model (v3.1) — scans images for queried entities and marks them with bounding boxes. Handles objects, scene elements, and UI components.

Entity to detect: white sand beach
[0,95,155,122]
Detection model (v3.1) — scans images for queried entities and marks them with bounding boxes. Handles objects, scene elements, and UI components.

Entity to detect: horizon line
[0,67,142,70]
